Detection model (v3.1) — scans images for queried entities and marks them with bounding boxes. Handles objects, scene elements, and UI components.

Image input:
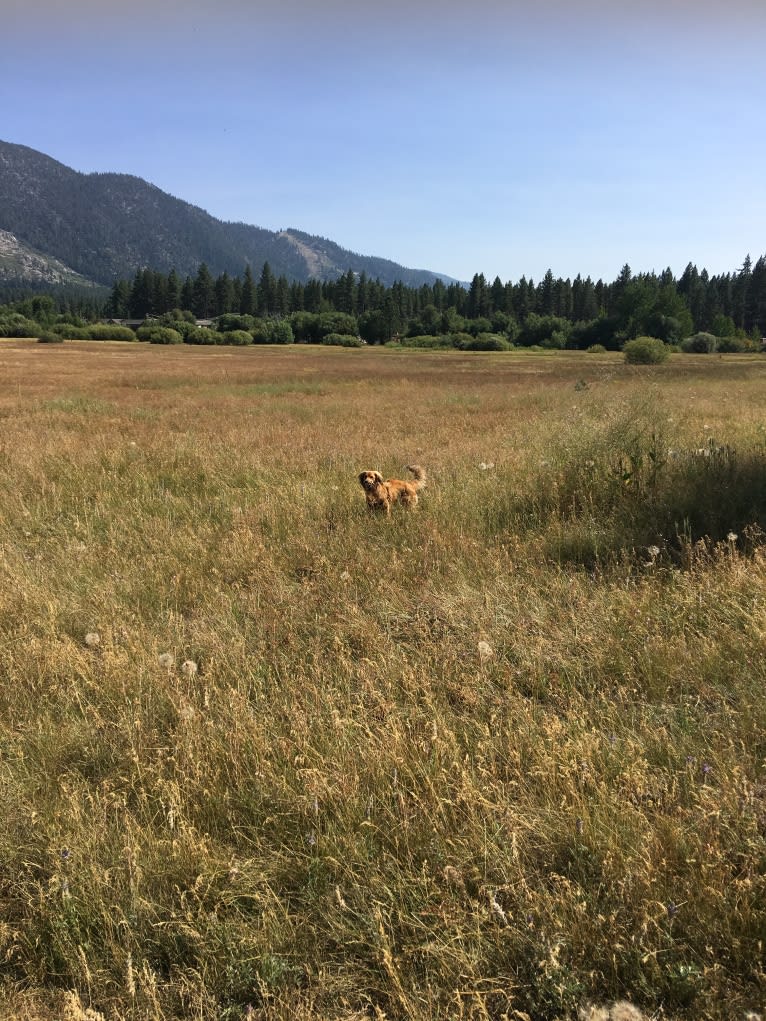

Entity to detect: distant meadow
[1,340,766,1020]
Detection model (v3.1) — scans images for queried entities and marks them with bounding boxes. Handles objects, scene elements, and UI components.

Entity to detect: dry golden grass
[1,341,766,1020]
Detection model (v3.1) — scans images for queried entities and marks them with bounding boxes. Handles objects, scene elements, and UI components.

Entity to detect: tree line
[2,254,765,350]
[104,255,766,348]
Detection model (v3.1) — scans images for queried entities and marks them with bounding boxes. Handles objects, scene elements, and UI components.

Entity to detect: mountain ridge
[0,140,458,290]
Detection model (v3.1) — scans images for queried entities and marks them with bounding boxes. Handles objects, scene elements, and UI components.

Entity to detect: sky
[3,0,766,284]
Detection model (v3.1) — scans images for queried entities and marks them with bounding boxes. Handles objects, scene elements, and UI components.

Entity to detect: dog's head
[358,470,383,491]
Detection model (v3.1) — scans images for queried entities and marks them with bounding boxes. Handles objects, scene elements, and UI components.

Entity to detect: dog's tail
[406,465,427,490]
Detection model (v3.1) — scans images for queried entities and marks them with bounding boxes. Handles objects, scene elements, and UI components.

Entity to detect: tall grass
[1,342,766,1020]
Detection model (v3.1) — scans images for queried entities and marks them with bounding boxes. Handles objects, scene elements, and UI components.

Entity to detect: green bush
[586,344,607,354]
[215,313,256,333]
[681,332,717,354]
[87,325,137,341]
[716,335,747,353]
[517,313,571,348]
[223,330,253,346]
[623,336,669,364]
[52,323,91,339]
[454,332,511,351]
[269,319,294,345]
[321,332,364,347]
[137,326,183,345]
[183,327,223,345]
[398,334,454,349]
[37,330,64,343]
[251,319,294,345]
[0,316,40,338]
[540,330,567,350]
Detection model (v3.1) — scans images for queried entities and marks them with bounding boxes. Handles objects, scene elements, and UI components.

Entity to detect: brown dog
[358,465,426,516]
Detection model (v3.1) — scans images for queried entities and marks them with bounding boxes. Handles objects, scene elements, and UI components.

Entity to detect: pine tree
[258,262,276,316]
[538,269,555,316]
[489,276,505,314]
[107,278,131,318]
[167,269,181,311]
[180,276,194,314]
[467,273,489,319]
[240,265,256,315]
[192,263,214,318]
[214,272,235,316]
[275,276,291,316]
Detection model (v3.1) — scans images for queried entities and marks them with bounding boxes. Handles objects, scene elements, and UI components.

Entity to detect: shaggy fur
[358,465,427,516]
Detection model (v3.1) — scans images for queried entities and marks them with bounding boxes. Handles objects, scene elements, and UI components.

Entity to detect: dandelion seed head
[609,1004,645,1021]
[647,545,660,559]
[727,531,738,543]
[181,659,198,677]
[84,631,100,648]
[158,652,174,670]
[478,639,494,662]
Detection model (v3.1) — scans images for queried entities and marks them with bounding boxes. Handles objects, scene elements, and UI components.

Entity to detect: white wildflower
[181,659,198,677]
[647,545,660,560]
[478,461,495,471]
[478,640,494,662]
[340,570,351,581]
[84,632,101,648]
[727,531,738,543]
[158,652,174,671]
[489,891,508,924]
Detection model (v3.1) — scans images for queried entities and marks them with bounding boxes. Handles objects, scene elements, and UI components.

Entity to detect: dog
[358,465,426,516]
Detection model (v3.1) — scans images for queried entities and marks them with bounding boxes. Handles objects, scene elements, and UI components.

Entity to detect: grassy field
[1,340,766,1020]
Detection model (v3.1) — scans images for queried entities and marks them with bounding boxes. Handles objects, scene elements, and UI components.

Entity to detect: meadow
[1,340,765,1021]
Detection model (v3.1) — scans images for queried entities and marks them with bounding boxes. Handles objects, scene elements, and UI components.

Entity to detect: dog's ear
[358,471,367,485]
[373,471,383,483]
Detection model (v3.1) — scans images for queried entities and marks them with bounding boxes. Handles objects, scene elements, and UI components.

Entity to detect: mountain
[0,229,99,288]
[0,141,457,290]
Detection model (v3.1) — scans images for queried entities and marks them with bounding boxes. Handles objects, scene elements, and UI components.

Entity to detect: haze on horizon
[3,0,765,285]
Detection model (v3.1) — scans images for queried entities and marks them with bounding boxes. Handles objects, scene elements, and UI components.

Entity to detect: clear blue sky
[3,0,765,284]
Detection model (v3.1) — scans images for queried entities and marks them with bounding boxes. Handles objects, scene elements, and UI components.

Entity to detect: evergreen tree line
[105,255,766,348]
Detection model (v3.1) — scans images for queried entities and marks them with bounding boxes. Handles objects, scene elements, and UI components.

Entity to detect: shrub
[183,327,223,345]
[398,334,454,349]
[317,312,357,339]
[681,332,717,354]
[136,326,183,345]
[0,316,40,338]
[586,344,607,354]
[52,323,90,339]
[87,325,137,341]
[252,320,294,345]
[321,332,364,347]
[517,313,571,348]
[623,336,669,364]
[454,332,511,351]
[716,335,747,353]
[269,320,294,345]
[37,330,63,343]
[540,330,567,350]
[215,313,256,333]
[290,311,322,343]
[223,330,253,346]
